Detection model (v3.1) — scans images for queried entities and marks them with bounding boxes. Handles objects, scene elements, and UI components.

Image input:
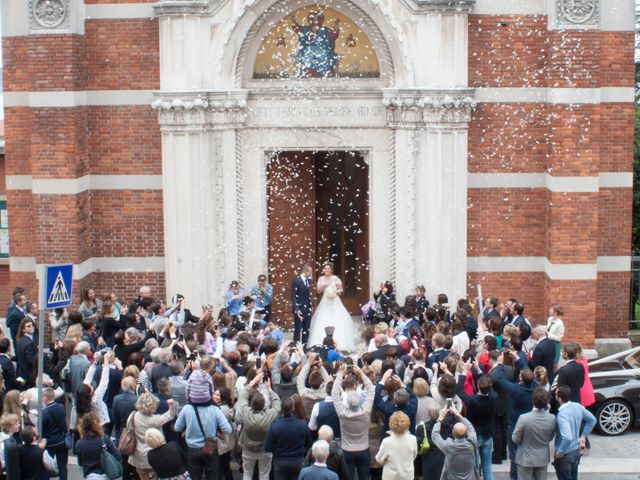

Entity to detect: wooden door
[315,151,369,314]
[267,151,315,325]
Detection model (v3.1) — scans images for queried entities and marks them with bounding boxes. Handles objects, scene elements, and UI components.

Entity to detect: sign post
[37,264,73,434]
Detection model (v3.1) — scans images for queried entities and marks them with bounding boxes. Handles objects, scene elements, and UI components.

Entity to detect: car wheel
[595,399,633,436]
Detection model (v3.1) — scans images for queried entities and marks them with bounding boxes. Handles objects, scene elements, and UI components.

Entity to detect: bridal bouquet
[325,284,338,299]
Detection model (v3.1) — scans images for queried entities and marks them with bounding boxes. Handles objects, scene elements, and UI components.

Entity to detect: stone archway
[153,0,475,310]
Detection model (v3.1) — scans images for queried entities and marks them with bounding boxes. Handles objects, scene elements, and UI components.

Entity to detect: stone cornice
[401,0,476,14]
[152,91,249,129]
[382,89,476,128]
[152,0,220,16]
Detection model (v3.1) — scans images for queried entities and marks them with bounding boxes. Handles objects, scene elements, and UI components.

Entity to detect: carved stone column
[422,92,475,303]
[384,89,475,302]
[152,91,248,308]
[382,92,424,296]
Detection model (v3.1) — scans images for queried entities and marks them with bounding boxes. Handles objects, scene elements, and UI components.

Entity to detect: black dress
[147,442,189,478]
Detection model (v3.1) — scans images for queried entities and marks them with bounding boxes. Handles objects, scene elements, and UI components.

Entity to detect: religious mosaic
[253,6,381,79]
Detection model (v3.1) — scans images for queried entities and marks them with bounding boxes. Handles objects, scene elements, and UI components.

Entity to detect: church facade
[1,0,634,347]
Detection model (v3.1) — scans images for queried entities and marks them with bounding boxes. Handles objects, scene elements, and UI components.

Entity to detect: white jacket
[375,431,418,480]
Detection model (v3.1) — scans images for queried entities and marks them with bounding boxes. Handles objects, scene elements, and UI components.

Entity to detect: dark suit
[19,444,50,480]
[16,335,36,387]
[530,337,556,382]
[6,306,26,344]
[493,363,537,480]
[0,353,21,391]
[112,391,137,442]
[291,275,312,344]
[556,360,585,403]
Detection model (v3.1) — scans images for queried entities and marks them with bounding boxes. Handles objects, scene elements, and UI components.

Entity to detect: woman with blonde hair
[533,366,550,391]
[412,378,435,425]
[146,428,190,480]
[75,412,120,479]
[2,390,30,429]
[375,411,418,479]
[127,393,178,480]
[0,413,20,467]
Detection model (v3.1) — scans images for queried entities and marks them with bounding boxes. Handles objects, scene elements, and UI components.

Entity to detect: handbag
[118,411,137,456]
[418,422,431,455]
[101,437,124,480]
[193,405,217,458]
[42,449,58,476]
[64,431,73,450]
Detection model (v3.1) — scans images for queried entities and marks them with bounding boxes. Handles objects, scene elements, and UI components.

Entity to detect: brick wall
[469,15,548,88]
[467,188,547,257]
[1,11,634,344]
[87,107,162,175]
[86,20,160,90]
[469,103,549,173]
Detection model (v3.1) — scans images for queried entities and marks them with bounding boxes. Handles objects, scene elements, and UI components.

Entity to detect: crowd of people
[0,277,598,480]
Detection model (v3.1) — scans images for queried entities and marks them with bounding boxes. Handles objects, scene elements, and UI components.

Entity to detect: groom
[291,263,313,344]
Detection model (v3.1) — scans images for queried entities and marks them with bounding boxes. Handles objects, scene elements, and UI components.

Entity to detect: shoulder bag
[118,411,137,456]
[418,422,430,455]
[101,437,124,480]
[193,405,217,458]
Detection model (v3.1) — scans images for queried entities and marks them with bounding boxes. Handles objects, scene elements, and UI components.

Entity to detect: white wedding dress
[307,275,358,351]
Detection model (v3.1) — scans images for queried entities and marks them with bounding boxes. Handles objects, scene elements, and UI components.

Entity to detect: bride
[307,262,358,351]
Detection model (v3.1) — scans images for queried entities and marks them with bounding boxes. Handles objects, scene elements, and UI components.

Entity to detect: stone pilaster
[384,89,475,302]
[152,91,248,308]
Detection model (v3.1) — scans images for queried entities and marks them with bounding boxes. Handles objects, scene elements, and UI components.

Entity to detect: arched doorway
[267,150,369,320]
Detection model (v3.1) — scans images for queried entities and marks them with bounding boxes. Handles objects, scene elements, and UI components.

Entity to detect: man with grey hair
[68,341,91,400]
[530,325,555,382]
[298,440,339,480]
[151,348,173,392]
[332,364,374,480]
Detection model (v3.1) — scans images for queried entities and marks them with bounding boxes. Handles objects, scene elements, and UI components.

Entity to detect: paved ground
[64,428,640,479]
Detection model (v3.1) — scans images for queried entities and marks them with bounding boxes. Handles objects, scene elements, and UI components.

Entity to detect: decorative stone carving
[152,93,249,129]
[30,0,69,31]
[423,95,477,127]
[383,97,426,127]
[556,0,599,27]
[383,90,476,128]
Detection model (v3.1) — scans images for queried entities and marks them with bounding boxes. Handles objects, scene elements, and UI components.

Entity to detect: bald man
[432,407,478,480]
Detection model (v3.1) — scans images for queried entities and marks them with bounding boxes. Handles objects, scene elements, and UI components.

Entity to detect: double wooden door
[267,150,369,324]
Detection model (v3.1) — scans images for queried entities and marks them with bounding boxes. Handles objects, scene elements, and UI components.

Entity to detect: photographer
[431,406,478,480]
[271,341,305,399]
[237,372,281,480]
[251,274,273,323]
[332,363,375,480]
[296,352,331,420]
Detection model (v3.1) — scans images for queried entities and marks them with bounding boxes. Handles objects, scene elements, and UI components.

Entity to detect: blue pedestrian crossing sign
[45,264,73,309]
